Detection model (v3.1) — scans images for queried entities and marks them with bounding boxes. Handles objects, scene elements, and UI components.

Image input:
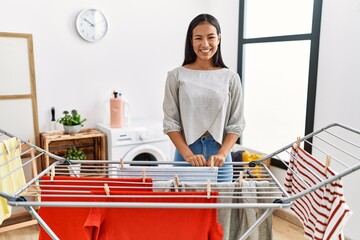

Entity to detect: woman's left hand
[207,155,225,167]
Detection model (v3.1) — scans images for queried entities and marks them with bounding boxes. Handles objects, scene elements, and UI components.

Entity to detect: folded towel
[0,137,26,224]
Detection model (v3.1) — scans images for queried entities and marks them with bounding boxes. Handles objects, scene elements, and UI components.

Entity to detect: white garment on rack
[284,145,352,240]
[153,180,175,192]
[0,137,26,224]
[116,166,218,182]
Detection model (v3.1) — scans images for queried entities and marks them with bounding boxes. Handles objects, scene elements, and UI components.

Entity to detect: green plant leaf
[57,109,86,126]
[63,147,86,160]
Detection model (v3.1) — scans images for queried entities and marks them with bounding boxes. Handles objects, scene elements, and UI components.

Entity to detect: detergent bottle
[110,91,131,128]
[110,91,123,128]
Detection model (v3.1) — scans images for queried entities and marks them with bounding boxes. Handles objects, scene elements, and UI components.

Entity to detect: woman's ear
[218,34,221,45]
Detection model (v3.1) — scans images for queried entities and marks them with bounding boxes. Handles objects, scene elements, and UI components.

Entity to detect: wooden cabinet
[39,129,106,170]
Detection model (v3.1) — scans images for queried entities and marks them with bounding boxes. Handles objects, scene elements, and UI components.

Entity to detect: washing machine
[97,119,174,166]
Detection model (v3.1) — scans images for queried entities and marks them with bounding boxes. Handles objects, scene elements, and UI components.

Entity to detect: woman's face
[191,22,220,63]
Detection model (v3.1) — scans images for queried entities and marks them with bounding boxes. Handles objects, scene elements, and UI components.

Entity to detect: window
[237,0,322,160]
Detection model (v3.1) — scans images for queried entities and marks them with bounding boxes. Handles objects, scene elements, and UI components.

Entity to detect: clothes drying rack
[0,123,359,240]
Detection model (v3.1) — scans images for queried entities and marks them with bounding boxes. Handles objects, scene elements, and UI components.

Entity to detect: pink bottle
[110,91,123,128]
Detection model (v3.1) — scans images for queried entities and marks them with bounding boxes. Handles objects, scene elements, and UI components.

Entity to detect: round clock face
[76,9,108,42]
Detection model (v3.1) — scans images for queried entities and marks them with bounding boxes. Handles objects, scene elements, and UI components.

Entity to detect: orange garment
[84,190,223,240]
[38,176,152,240]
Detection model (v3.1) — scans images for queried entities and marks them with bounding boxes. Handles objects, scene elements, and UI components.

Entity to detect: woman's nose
[201,39,209,46]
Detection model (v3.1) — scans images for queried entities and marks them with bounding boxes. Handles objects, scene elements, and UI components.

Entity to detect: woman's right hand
[186,154,207,166]
[166,132,206,166]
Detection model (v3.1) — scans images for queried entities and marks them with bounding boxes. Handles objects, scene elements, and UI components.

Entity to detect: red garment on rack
[84,190,223,240]
[38,176,153,197]
[38,176,153,240]
[284,145,352,240]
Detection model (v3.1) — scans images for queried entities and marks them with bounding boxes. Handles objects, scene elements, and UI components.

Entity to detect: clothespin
[104,183,110,196]
[210,156,214,172]
[325,155,331,174]
[120,158,124,170]
[2,140,10,155]
[174,174,181,188]
[238,171,244,188]
[295,137,301,151]
[142,168,146,183]
[17,139,22,154]
[207,179,211,199]
[173,174,180,192]
[50,166,55,181]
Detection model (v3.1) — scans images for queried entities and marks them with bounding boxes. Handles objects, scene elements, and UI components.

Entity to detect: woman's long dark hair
[182,14,227,68]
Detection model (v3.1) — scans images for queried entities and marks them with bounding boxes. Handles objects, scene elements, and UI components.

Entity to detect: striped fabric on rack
[284,144,352,240]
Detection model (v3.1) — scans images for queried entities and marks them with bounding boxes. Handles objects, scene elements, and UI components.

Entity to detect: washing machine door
[123,144,167,166]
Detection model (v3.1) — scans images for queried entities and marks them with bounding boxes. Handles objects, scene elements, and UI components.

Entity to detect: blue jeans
[174,135,233,182]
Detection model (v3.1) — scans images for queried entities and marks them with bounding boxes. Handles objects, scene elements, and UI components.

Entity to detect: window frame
[237,0,323,168]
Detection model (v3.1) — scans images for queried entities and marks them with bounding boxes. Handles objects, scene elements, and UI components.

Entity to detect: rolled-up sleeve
[163,71,182,134]
[224,73,246,136]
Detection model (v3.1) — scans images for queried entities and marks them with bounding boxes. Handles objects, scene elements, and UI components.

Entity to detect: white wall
[315,1,360,238]
[0,0,239,131]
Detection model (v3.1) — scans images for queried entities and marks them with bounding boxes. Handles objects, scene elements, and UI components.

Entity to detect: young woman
[163,14,245,182]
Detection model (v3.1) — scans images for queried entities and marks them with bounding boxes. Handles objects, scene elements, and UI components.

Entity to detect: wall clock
[76,9,108,42]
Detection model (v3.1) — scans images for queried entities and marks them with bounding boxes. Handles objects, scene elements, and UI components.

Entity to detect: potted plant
[63,147,86,176]
[58,109,86,134]
[63,146,86,160]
